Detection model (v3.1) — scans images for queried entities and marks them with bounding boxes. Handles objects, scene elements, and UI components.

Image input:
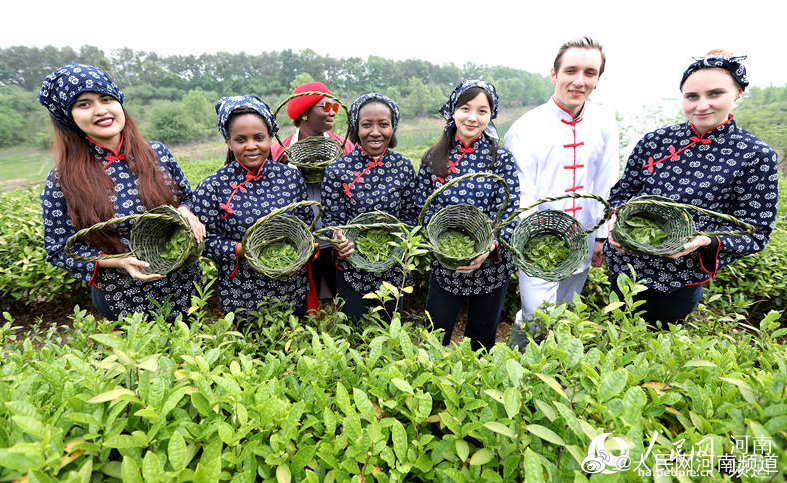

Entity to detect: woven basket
[273,91,350,184]
[64,204,204,275]
[417,172,509,270]
[317,211,408,273]
[242,200,321,279]
[499,193,610,282]
[613,194,755,256]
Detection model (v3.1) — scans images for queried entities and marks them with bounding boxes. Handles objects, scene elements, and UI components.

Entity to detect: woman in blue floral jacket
[321,93,418,321]
[416,80,520,351]
[38,63,204,320]
[191,96,312,316]
[605,51,779,325]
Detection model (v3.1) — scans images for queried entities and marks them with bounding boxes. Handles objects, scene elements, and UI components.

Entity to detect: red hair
[52,111,182,253]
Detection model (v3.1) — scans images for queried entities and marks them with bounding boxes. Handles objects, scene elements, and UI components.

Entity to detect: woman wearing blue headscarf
[190,95,312,316]
[605,51,779,325]
[321,93,419,321]
[415,80,520,351]
[37,63,204,321]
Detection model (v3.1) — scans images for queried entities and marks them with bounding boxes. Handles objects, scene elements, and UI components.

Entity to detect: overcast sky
[2,0,784,113]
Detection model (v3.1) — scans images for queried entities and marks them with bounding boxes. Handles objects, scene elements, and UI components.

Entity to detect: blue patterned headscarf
[439,80,499,140]
[37,63,125,127]
[349,93,400,134]
[680,55,749,91]
[215,95,279,140]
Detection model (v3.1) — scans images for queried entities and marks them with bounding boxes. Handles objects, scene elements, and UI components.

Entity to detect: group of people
[38,36,779,351]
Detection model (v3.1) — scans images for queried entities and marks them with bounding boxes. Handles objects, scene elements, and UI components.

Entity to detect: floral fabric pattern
[604,118,779,292]
[415,135,520,296]
[40,141,202,318]
[191,160,311,313]
[321,146,418,295]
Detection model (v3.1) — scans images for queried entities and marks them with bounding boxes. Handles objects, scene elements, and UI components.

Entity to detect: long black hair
[421,87,498,178]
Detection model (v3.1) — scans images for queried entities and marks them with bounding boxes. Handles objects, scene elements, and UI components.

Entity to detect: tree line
[0,45,554,147]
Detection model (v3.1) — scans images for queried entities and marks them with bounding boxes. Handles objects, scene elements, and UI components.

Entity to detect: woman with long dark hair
[415,80,520,351]
[38,63,204,320]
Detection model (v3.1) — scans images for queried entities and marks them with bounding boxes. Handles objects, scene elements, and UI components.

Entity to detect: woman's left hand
[668,235,711,259]
[455,248,492,274]
[178,206,206,243]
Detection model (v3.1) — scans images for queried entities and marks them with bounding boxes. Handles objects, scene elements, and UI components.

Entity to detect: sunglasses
[321,102,339,113]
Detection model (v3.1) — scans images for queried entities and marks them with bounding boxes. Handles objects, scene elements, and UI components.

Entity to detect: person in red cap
[271,82,354,310]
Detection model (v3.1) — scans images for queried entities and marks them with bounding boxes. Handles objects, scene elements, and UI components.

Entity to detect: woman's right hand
[606,214,627,253]
[98,256,165,281]
[333,230,354,257]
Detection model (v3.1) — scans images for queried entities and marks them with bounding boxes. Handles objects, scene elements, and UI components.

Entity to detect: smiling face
[681,68,742,134]
[70,92,125,150]
[300,96,336,137]
[357,101,393,157]
[452,91,491,144]
[226,113,271,172]
[550,47,602,117]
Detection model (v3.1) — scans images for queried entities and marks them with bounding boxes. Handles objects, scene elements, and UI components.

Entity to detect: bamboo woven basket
[417,172,509,270]
[316,211,408,272]
[499,193,611,282]
[64,204,204,275]
[273,91,350,183]
[241,200,321,279]
[613,194,755,256]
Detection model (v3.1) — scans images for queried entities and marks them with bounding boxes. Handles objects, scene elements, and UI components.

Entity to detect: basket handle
[622,197,755,237]
[245,200,323,241]
[272,91,350,158]
[498,192,612,235]
[313,220,411,244]
[417,172,509,227]
[64,212,182,261]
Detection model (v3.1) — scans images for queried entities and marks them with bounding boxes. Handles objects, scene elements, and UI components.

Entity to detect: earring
[302,115,308,121]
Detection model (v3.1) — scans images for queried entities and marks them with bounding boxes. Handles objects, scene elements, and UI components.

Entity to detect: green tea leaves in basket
[355,228,393,263]
[162,230,189,260]
[523,234,570,270]
[437,230,475,260]
[623,215,668,246]
[259,241,298,269]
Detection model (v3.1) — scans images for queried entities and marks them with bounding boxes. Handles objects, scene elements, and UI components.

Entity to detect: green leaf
[484,421,516,439]
[503,387,521,420]
[603,301,626,313]
[621,386,647,426]
[391,378,413,394]
[121,455,143,483]
[469,447,495,466]
[525,424,565,446]
[534,400,556,422]
[391,419,407,461]
[535,373,568,400]
[505,359,525,386]
[456,438,470,462]
[523,448,545,482]
[276,464,292,483]
[11,415,47,440]
[168,430,187,470]
[353,387,375,422]
[89,333,124,349]
[599,369,628,401]
[142,451,163,482]
[88,387,136,404]
[0,444,45,471]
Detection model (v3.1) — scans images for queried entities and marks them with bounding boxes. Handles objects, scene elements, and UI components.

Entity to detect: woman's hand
[178,206,206,243]
[99,256,165,281]
[333,230,354,258]
[668,235,711,259]
[455,247,492,274]
[606,214,627,253]
[591,240,605,267]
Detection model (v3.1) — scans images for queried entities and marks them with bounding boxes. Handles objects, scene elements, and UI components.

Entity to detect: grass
[0,106,532,191]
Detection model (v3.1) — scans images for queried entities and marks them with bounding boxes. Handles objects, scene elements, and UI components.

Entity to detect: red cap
[286,82,331,120]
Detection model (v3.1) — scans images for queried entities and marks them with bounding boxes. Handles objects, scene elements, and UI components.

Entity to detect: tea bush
[0,273,784,482]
